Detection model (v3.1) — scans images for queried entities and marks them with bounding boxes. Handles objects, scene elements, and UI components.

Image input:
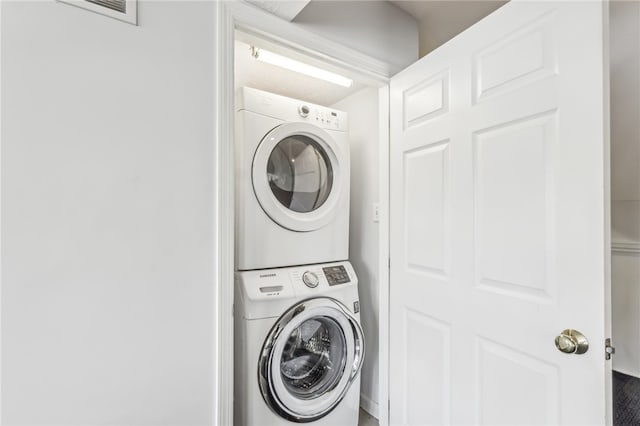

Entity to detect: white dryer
[234,261,364,426]
[236,87,350,271]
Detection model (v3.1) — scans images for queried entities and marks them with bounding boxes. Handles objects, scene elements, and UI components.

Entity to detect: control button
[302,271,319,288]
[298,105,310,118]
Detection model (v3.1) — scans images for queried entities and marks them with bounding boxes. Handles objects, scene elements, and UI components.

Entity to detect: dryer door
[252,123,346,232]
[258,297,365,423]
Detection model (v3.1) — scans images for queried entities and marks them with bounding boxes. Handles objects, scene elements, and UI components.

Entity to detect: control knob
[298,105,310,118]
[302,271,319,288]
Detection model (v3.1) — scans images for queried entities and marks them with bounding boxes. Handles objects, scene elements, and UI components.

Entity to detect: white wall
[1,2,216,424]
[610,0,640,378]
[0,1,417,424]
[611,1,640,203]
[293,0,419,72]
[333,87,381,417]
[612,250,640,376]
[391,0,507,57]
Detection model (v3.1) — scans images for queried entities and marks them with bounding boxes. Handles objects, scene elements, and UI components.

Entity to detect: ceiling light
[251,46,353,88]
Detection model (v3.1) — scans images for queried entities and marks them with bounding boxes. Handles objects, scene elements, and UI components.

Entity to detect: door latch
[605,338,615,360]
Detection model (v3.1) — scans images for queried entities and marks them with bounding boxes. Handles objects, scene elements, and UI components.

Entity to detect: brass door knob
[555,329,589,354]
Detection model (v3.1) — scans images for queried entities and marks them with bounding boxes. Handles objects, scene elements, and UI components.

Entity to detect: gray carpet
[614,370,640,425]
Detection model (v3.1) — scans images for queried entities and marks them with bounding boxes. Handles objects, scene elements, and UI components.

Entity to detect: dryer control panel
[236,86,348,131]
[302,105,342,129]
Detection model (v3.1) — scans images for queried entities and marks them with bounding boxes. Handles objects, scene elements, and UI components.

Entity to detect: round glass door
[280,316,346,399]
[258,298,365,422]
[252,123,346,232]
[267,135,333,214]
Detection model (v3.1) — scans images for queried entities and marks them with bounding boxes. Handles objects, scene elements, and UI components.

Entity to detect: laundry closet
[221,1,617,425]
[228,2,418,424]
[232,26,390,424]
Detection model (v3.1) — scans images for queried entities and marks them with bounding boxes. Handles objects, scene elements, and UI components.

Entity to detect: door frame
[214,2,612,424]
[213,2,393,425]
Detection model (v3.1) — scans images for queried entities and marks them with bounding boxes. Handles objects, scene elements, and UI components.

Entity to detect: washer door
[258,298,365,423]
[252,123,344,232]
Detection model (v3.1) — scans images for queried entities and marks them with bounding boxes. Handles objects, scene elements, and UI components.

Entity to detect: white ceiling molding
[245,0,311,21]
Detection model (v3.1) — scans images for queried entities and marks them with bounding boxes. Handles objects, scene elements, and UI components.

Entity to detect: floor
[614,370,640,426]
[358,409,378,426]
[358,372,639,426]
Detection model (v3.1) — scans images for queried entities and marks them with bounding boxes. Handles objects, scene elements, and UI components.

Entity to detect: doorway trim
[213,2,394,425]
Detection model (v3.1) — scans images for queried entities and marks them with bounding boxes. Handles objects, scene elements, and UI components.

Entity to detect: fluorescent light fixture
[251,47,353,88]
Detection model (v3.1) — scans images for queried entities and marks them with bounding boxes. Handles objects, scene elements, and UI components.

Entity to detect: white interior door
[389,1,610,425]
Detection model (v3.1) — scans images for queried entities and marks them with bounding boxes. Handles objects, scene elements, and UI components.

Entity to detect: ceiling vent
[59,0,137,25]
[85,0,126,14]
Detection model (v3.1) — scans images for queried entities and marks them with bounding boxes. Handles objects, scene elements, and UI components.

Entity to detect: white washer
[234,261,364,426]
[236,87,350,271]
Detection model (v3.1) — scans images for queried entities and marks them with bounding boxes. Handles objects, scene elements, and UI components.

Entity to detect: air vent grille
[86,0,125,13]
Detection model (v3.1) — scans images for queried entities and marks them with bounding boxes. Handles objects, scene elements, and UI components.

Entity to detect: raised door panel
[474,112,557,301]
[473,12,557,103]
[476,338,559,425]
[404,141,450,278]
[401,309,451,425]
[404,71,450,129]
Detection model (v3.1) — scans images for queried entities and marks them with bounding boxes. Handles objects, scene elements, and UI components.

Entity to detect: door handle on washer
[347,312,365,381]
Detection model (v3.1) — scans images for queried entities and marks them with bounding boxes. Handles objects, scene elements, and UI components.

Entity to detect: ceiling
[390,0,508,56]
[235,1,509,106]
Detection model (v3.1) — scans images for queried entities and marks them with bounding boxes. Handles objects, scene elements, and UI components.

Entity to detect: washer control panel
[322,265,351,286]
[288,261,355,292]
[302,271,319,288]
[236,261,358,320]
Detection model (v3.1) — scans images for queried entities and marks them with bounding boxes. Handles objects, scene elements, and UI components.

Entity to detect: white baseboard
[612,240,640,254]
[360,393,379,419]
[613,367,640,379]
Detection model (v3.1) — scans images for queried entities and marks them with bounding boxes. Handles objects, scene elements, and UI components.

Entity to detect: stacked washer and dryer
[234,87,365,426]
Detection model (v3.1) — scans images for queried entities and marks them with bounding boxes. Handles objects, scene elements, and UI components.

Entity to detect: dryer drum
[267,134,334,214]
[251,121,346,233]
